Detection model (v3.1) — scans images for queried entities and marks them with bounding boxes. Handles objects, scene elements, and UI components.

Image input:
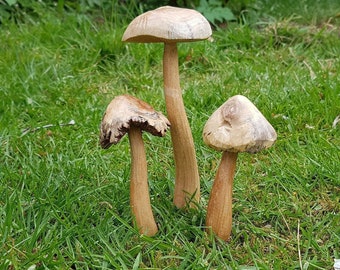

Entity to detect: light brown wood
[163,43,200,208]
[203,95,277,241]
[100,95,170,236]
[122,6,212,43]
[206,151,238,241]
[203,95,277,153]
[129,126,158,236]
[122,6,212,209]
[100,95,170,148]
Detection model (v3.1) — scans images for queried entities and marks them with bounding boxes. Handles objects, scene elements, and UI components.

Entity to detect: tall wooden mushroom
[203,95,277,241]
[100,94,170,236]
[122,6,212,208]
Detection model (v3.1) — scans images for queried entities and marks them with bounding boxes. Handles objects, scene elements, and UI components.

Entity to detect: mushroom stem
[206,151,238,241]
[128,126,158,236]
[163,42,200,208]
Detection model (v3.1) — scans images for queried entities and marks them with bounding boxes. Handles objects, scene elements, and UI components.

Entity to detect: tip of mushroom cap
[100,95,170,149]
[100,133,114,149]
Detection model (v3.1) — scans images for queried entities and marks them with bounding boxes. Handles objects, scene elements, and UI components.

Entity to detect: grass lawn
[0,0,339,269]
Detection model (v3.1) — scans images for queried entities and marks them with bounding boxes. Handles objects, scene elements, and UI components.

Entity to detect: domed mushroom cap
[100,94,170,149]
[122,6,212,43]
[203,95,277,153]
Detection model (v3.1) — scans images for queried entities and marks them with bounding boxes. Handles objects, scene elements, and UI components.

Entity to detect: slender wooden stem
[206,151,238,241]
[128,126,158,236]
[163,42,200,208]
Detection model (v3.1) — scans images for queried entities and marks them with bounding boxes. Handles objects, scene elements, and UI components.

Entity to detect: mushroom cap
[203,95,277,153]
[100,94,170,149]
[122,6,212,43]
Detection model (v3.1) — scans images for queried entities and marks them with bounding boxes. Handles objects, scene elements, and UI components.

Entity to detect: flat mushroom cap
[100,94,170,149]
[203,95,277,153]
[122,6,212,43]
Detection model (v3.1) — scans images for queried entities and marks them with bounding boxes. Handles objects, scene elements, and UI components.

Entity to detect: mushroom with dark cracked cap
[203,95,277,241]
[100,94,170,236]
[122,6,212,208]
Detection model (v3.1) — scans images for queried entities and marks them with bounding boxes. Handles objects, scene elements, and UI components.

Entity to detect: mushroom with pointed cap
[203,95,277,241]
[122,6,212,208]
[100,94,170,236]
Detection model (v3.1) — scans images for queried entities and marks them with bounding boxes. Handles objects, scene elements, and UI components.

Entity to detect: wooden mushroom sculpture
[100,94,170,236]
[203,95,277,241]
[122,6,212,208]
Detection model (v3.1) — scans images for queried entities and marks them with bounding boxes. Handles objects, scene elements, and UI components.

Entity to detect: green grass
[1,1,340,269]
